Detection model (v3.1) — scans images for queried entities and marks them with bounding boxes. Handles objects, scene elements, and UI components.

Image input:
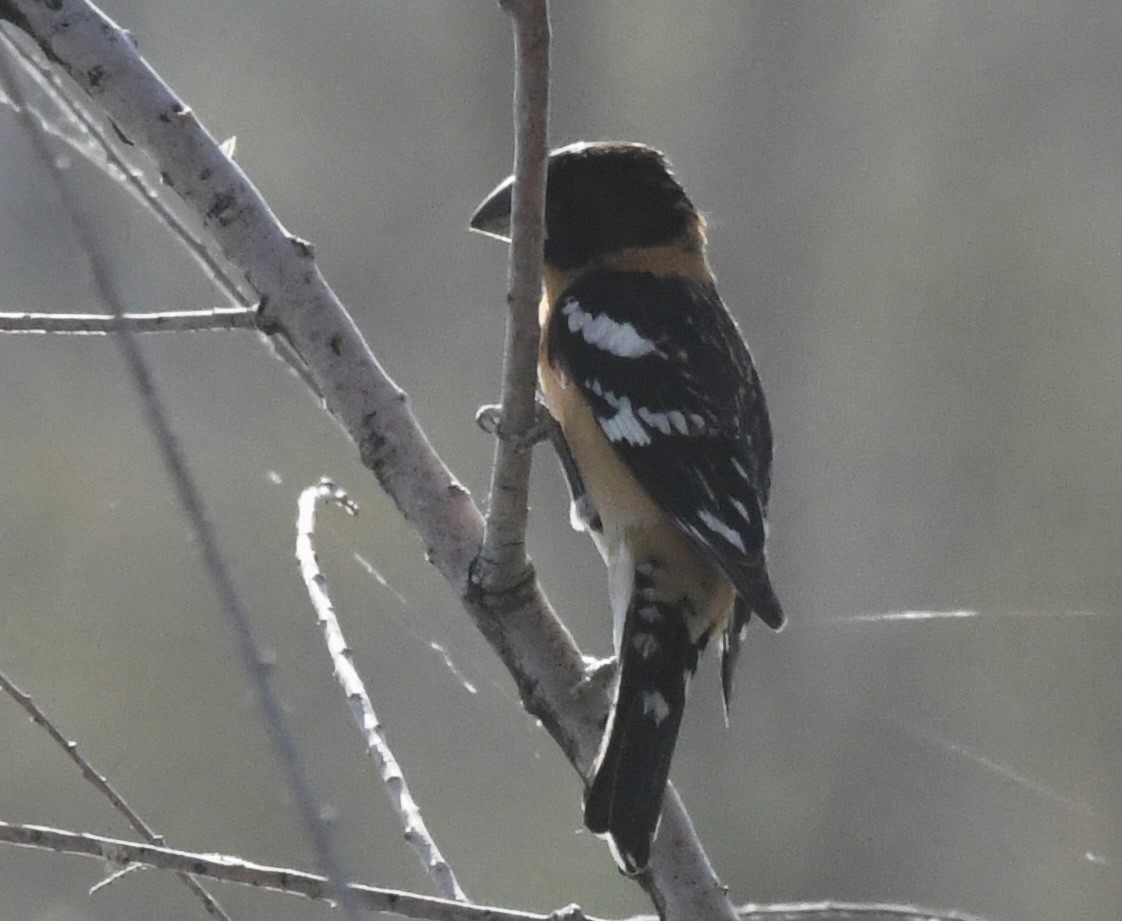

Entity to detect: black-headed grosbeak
[470,141,783,874]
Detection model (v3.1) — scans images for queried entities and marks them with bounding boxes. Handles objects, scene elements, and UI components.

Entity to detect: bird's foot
[475,401,557,451]
[577,655,617,698]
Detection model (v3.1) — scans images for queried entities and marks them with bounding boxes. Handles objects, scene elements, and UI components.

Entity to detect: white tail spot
[642,690,672,725]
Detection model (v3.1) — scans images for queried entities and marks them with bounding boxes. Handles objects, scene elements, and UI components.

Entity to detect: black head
[470,141,702,271]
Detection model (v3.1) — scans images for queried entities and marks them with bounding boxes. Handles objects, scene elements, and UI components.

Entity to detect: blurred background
[0,2,1119,919]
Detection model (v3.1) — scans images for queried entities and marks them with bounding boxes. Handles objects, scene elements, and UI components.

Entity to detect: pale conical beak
[468,174,514,241]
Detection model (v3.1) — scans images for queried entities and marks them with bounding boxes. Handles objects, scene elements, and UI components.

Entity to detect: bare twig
[0,820,998,921]
[0,26,360,921]
[0,821,598,921]
[0,307,257,334]
[476,0,551,591]
[296,479,467,902]
[729,903,995,921]
[0,670,232,919]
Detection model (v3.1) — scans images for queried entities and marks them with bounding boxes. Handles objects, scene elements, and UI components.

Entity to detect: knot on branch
[358,396,406,476]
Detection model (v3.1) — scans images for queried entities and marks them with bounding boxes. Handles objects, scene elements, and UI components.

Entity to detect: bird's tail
[583,570,701,874]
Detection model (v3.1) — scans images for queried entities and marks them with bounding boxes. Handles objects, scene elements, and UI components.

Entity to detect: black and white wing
[547,269,783,632]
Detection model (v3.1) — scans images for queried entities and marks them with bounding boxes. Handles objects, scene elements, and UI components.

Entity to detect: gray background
[0,3,1118,920]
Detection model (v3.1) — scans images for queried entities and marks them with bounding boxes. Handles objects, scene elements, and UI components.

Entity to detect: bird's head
[470,141,705,271]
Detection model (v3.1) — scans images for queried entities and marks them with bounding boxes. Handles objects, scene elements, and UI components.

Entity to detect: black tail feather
[584,573,700,874]
[720,595,751,721]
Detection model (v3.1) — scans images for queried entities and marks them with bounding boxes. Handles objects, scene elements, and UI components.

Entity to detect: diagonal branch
[0,671,232,920]
[0,29,253,309]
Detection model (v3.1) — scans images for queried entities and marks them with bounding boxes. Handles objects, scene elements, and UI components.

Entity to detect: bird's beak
[469,174,514,241]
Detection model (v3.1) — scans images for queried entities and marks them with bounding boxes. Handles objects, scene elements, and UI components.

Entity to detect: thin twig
[0,670,232,919]
[0,822,597,921]
[0,29,361,921]
[477,0,550,590]
[730,902,996,921]
[0,307,258,334]
[296,479,468,902]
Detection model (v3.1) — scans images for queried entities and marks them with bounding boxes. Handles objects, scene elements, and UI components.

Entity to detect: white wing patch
[636,406,696,436]
[562,299,660,358]
[698,510,746,553]
[587,377,713,447]
[598,393,650,446]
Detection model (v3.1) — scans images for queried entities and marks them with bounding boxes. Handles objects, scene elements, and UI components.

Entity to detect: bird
[470,141,783,874]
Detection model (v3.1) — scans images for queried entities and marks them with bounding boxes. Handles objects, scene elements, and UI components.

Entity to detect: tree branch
[476,0,550,591]
[0,671,232,920]
[295,479,467,902]
[0,820,996,921]
[0,821,599,921]
[0,307,257,334]
[727,904,994,921]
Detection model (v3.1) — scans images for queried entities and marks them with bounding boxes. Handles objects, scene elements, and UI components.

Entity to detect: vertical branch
[478,0,550,590]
